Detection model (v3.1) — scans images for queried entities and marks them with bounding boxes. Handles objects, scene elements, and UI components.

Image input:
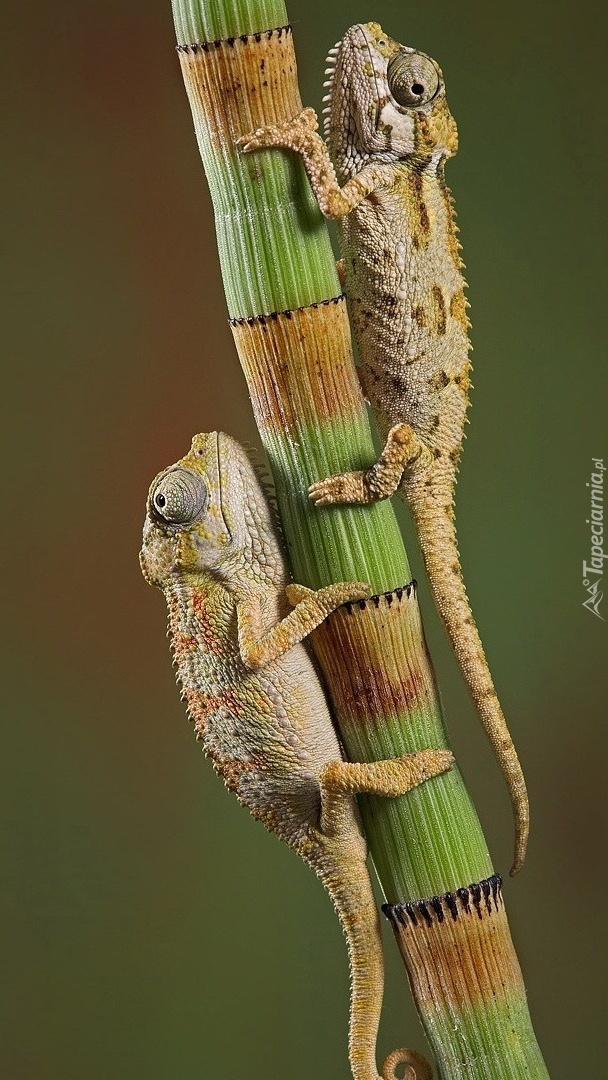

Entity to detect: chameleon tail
[381,1047,433,1080]
[409,490,529,875]
[317,843,432,1080]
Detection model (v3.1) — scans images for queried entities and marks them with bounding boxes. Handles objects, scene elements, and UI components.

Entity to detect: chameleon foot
[309,424,431,506]
[309,468,371,506]
[237,106,319,155]
[319,750,453,836]
[284,580,370,613]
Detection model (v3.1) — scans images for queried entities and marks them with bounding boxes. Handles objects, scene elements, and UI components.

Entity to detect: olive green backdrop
[3,0,606,1076]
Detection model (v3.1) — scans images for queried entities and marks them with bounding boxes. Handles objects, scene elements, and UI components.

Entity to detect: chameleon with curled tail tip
[238,22,529,875]
[140,431,452,1080]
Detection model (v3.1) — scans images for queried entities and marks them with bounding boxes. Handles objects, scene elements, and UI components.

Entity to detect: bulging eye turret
[387,51,440,108]
[150,468,208,526]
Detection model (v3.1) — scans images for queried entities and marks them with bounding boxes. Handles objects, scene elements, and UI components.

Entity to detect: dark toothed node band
[176,25,292,53]
[342,580,418,613]
[230,295,345,327]
[382,873,503,927]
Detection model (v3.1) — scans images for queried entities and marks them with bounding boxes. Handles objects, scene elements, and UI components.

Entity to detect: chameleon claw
[333,581,371,605]
[297,106,319,132]
[308,480,341,506]
[309,471,369,506]
[284,582,314,606]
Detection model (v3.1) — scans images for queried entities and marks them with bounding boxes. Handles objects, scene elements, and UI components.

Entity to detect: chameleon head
[140,432,280,588]
[324,22,458,176]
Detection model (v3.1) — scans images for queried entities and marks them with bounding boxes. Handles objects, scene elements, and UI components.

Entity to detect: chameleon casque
[239,21,529,875]
[140,431,453,1080]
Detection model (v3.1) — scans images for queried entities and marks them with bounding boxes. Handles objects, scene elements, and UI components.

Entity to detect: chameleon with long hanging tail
[238,22,529,875]
[140,430,452,1080]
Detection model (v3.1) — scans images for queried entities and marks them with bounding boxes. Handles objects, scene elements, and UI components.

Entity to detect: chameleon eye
[151,468,208,526]
[387,52,440,108]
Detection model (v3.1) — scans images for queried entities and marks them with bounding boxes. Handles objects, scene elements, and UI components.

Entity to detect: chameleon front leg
[319,749,453,837]
[309,423,431,507]
[236,580,369,671]
[237,107,392,219]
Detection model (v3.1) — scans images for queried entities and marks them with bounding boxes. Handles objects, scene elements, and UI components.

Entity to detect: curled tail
[316,843,432,1080]
[410,492,529,875]
[382,1048,433,1080]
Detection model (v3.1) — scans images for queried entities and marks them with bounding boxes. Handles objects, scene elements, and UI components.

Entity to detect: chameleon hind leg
[309,423,430,506]
[316,752,449,1080]
[319,749,453,837]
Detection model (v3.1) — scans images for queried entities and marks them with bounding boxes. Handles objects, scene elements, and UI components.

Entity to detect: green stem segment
[171,1,549,1076]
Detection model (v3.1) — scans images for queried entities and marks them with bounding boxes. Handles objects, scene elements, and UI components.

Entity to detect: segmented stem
[169,1,550,1076]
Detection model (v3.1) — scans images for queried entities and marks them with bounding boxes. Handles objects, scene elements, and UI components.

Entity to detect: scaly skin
[238,22,528,876]
[140,431,452,1080]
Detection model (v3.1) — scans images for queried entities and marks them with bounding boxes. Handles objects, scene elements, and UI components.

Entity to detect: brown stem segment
[383,877,535,1078]
[231,298,361,434]
[177,26,340,317]
[313,585,492,899]
[178,27,300,151]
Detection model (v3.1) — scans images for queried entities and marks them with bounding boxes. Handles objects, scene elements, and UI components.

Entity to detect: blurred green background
[2,0,606,1076]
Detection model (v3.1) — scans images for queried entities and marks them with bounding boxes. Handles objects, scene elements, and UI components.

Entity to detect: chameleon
[238,22,529,875]
[140,430,453,1080]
